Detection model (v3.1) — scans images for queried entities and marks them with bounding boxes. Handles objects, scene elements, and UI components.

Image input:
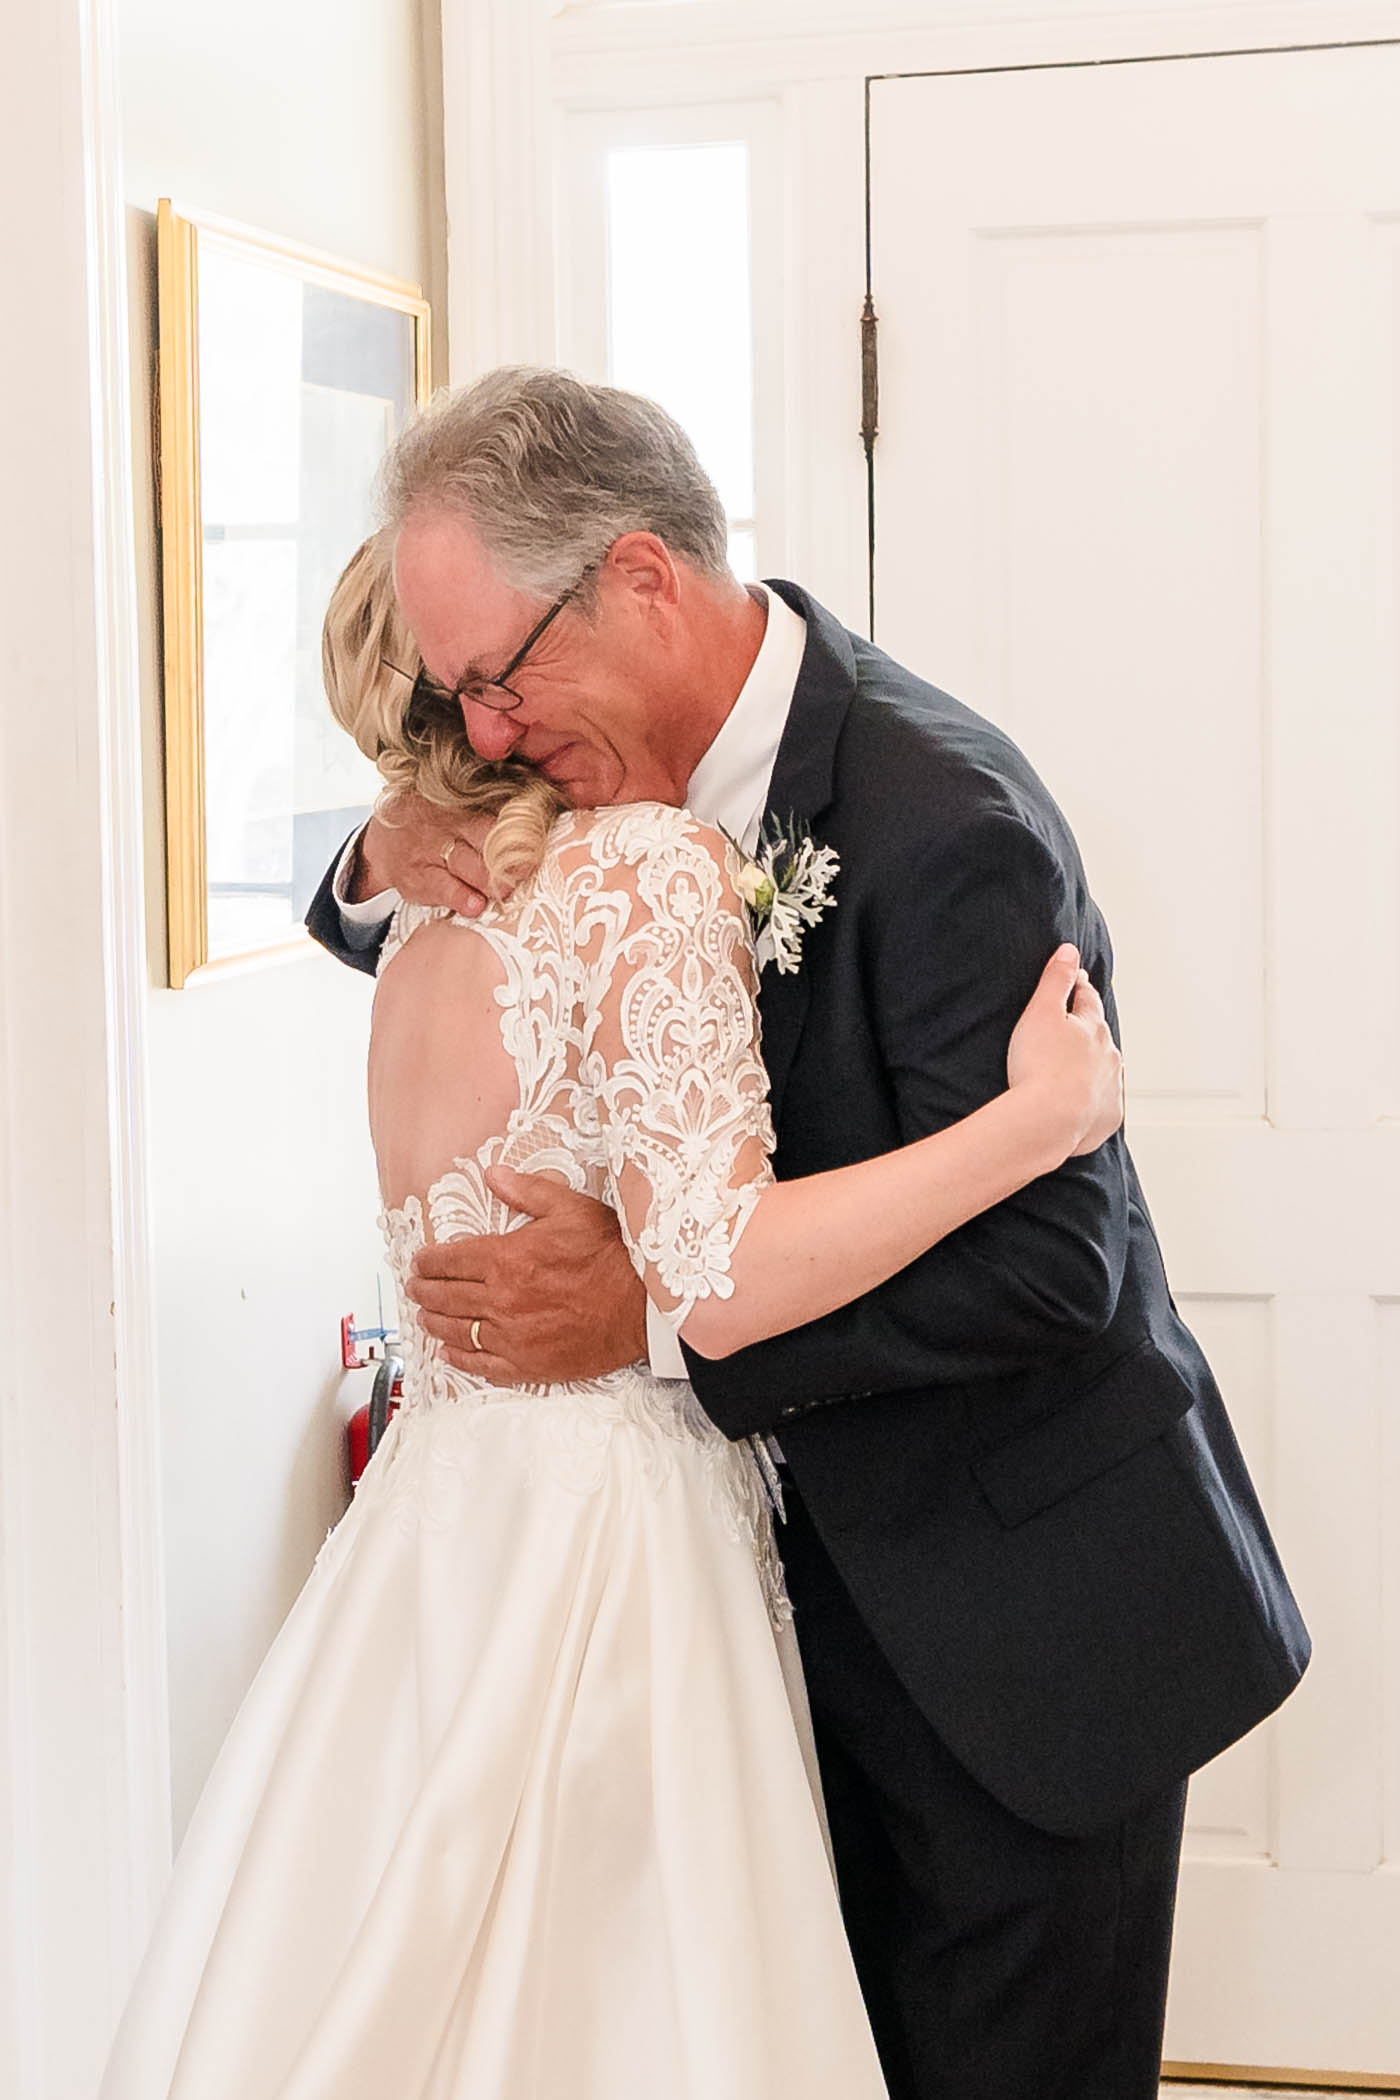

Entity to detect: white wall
[0,0,166,2081]
[121,0,446,1841]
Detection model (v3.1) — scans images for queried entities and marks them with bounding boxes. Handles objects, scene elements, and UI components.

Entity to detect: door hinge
[860,293,879,460]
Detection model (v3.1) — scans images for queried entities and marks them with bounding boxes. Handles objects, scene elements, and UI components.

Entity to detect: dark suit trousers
[778,1478,1188,2100]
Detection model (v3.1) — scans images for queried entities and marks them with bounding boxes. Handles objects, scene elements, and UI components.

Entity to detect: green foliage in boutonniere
[725,814,840,976]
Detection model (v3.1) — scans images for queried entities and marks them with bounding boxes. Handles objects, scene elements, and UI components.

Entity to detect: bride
[98,537,1123,2100]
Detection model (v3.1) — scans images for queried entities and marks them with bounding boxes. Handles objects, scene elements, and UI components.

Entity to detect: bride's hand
[1006,944,1125,1160]
[348,794,500,916]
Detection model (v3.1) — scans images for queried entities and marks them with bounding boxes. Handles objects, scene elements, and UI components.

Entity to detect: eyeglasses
[382,560,600,714]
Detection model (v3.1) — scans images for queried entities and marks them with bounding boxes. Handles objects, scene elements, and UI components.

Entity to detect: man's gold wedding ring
[470,1319,483,1352]
[440,838,456,868]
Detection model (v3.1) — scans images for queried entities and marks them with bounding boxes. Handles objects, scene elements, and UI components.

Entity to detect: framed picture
[156,201,431,987]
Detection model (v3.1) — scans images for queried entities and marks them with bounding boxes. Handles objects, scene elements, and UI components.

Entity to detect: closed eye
[412,668,463,703]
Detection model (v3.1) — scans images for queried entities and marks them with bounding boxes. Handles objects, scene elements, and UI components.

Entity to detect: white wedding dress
[99,803,888,2100]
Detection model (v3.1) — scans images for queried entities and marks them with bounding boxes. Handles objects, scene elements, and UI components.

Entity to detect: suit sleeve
[682,810,1131,1438]
[305,829,389,979]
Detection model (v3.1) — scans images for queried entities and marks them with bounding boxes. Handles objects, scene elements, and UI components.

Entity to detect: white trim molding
[549,0,1400,98]
[553,0,1400,57]
[440,0,569,375]
[0,0,167,2093]
[84,0,173,1957]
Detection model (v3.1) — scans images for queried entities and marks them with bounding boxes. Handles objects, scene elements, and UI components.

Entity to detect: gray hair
[377,365,730,601]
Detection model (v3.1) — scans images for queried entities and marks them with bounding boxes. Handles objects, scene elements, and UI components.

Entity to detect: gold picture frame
[156,201,431,987]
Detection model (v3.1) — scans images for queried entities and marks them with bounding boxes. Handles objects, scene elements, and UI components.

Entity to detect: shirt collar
[684,584,808,853]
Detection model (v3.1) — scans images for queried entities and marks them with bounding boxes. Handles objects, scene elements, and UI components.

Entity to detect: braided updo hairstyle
[321,533,562,898]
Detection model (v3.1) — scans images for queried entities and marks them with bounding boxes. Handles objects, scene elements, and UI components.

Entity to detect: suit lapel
[754,583,859,1126]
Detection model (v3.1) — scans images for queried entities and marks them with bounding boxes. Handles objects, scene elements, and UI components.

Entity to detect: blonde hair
[321,534,562,897]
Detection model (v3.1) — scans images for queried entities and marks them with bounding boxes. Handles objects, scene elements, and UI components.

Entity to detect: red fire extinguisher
[342,1313,404,1487]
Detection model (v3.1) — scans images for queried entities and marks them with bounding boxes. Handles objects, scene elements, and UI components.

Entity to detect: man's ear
[604,532,680,625]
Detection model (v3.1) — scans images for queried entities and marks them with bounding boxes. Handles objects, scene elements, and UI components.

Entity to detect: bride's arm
[682,961,1111,1358]
[583,817,1120,1363]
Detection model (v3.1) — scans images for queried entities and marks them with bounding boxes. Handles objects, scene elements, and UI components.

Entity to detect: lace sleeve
[574,805,776,1328]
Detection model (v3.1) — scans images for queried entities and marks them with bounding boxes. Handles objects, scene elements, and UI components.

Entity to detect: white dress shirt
[336,583,810,1382]
[333,836,401,942]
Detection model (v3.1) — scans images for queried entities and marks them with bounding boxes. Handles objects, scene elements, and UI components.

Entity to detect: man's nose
[463,703,525,762]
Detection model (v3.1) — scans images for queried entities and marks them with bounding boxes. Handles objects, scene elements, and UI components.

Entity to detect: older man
[309,366,1308,2100]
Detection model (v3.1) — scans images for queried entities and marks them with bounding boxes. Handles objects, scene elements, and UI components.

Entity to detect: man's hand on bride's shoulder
[406,1169,649,1387]
[350,793,499,917]
[1006,944,1125,1163]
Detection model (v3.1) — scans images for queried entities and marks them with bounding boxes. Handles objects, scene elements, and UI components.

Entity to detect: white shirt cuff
[333,830,400,942]
[646,1295,689,1381]
[644,1291,780,1462]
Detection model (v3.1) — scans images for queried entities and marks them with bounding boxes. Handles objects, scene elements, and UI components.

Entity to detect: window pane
[607,142,754,524]
[196,243,413,960]
[727,526,756,581]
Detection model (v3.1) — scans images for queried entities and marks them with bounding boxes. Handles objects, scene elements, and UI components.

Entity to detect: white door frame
[0,1,168,2093]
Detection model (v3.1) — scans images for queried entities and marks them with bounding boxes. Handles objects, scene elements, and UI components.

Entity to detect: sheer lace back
[365,803,786,1616]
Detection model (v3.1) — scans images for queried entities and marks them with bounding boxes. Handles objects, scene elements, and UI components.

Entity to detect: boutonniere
[727,814,840,977]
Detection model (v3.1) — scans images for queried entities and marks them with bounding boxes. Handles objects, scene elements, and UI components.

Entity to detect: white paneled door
[869,42,1400,2085]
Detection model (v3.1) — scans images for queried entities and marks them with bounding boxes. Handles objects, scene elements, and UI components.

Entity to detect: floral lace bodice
[365,803,787,1617]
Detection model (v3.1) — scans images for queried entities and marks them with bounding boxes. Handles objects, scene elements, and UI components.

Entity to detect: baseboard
[1162,2065,1400,2092]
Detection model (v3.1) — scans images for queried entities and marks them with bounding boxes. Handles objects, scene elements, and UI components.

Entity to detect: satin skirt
[98,1376,889,2099]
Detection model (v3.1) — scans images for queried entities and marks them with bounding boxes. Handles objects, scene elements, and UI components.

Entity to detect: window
[605,141,756,577]
[560,103,782,580]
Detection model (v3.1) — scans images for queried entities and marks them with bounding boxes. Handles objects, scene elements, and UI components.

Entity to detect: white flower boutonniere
[729,814,840,977]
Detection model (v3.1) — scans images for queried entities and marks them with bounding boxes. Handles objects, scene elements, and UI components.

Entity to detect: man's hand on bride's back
[1006,944,1125,1160]
[349,792,499,917]
[405,1168,649,1387]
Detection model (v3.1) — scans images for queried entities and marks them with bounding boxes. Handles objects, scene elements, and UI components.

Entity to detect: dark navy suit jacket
[307,581,1310,1836]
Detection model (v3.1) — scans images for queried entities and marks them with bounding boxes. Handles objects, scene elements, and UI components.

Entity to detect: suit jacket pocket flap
[970,1342,1194,1528]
